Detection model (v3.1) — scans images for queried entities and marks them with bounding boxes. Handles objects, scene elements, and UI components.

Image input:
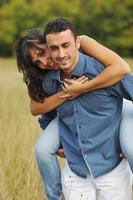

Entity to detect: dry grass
[0,57,132,200]
[0,58,46,200]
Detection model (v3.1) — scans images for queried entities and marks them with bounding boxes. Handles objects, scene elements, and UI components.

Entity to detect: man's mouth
[60,61,67,65]
[57,58,69,64]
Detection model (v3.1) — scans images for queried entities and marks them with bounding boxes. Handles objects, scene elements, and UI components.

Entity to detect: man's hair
[44,18,77,39]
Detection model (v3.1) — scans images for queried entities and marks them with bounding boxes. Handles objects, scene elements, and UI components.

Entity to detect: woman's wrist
[80,82,90,94]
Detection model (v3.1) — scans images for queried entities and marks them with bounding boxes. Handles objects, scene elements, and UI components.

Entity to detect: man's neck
[60,70,70,81]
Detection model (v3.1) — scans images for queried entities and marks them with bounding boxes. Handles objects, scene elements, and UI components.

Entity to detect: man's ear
[76,36,80,49]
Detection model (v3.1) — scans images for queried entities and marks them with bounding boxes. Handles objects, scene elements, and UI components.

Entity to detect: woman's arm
[79,35,130,90]
[60,35,131,97]
[30,90,68,115]
[30,76,88,115]
[31,36,131,115]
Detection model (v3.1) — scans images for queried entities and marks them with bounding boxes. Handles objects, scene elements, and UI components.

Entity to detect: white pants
[61,159,132,200]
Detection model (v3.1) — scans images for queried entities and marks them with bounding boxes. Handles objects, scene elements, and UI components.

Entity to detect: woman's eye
[37,49,44,57]
[40,50,45,56]
[40,51,44,56]
[35,60,41,66]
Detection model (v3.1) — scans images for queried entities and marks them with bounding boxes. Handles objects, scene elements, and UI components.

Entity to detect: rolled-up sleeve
[110,74,133,101]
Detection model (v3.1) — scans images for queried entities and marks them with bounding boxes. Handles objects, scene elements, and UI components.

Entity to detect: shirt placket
[73,102,94,178]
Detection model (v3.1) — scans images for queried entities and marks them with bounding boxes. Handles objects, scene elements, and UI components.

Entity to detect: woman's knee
[34,133,60,160]
[34,137,46,160]
[35,116,60,159]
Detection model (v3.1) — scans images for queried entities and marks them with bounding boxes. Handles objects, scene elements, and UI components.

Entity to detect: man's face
[30,43,58,70]
[46,29,80,74]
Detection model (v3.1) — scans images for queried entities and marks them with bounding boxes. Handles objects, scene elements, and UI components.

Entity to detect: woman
[15,29,132,200]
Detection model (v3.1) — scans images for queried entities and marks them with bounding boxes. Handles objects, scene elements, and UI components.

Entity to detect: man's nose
[58,48,65,59]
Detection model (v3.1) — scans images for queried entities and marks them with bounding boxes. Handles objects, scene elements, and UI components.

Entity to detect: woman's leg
[35,116,62,200]
[120,99,133,172]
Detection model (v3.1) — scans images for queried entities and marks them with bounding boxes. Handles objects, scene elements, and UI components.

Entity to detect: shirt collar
[71,53,86,77]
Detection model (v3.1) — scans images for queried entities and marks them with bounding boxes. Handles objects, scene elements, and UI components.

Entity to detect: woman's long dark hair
[15,29,47,103]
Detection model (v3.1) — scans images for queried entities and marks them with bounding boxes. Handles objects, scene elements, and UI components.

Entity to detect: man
[43,18,133,199]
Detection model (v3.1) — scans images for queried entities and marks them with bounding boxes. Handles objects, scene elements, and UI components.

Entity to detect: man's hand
[59,76,89,99]
[120,153,126,159]
[57,148,65,158]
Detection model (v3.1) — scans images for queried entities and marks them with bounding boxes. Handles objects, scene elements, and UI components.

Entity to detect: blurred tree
[0,0,10,7]
[0,0,49,56]
[74,0,133,56]
[0,0,132,56]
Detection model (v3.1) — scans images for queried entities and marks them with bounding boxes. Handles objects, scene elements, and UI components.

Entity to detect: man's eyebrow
[49,45,58,48]
[62,42,70,45]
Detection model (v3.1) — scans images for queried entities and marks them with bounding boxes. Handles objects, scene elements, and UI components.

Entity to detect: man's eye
[50,47,57,51]
[63,44,69,48]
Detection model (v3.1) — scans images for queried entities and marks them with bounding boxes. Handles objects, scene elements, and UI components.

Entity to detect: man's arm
[38,110,57,130]
[110,74,133,101]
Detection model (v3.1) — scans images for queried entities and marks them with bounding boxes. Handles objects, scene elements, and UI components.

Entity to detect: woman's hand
[59,76,89,99]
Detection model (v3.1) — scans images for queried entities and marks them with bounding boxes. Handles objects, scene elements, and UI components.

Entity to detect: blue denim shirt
[42,53,133,178]
[38,110,57,130]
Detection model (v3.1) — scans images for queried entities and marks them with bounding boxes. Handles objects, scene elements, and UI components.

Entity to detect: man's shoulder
[79,53,105,77]
[80,52,103,64]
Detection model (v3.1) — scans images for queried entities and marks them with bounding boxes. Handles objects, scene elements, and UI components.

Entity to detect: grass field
[0,57,133,200]
[0,58,46,200]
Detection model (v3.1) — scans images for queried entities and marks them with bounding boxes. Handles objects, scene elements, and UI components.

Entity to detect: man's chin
[59,63,71,69]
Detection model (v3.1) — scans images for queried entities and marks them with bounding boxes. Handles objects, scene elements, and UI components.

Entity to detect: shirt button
[76,110,78,113]
[79,126,81,129]
[81,140,85,144]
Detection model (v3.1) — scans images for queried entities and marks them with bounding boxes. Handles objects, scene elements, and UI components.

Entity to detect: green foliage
[0,0,10,7]
[0,0,133,56]
[74,0,133,56]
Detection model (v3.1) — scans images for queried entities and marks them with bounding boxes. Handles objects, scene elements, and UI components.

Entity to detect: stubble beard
[62,51,79,75]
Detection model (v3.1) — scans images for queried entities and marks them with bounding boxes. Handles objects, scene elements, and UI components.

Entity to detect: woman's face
[30,43,59,70]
